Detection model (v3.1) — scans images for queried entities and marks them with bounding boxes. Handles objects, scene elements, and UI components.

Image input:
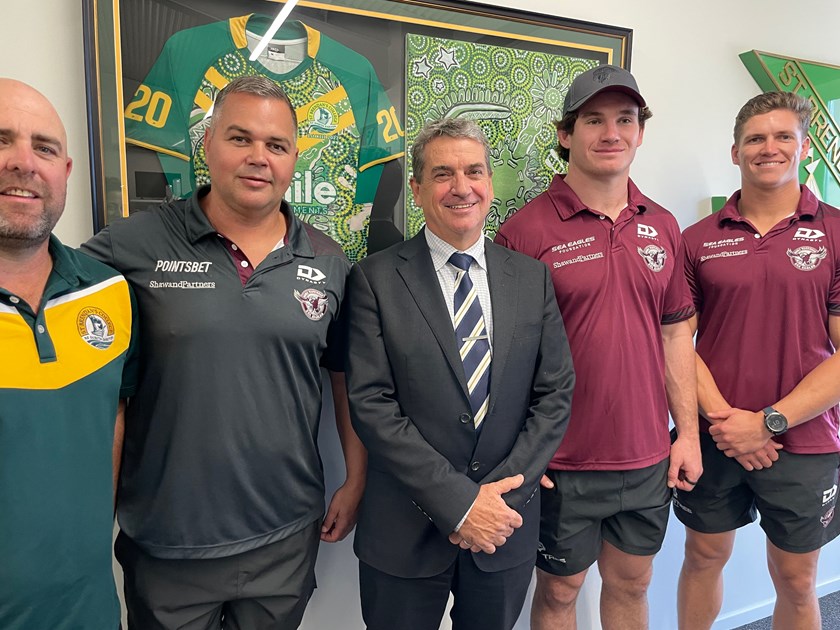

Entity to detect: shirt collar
[185,184,315,258]
[49,234,88,288]
[424,227,488,273]
[717,185,820,226]
[548,174,649,220]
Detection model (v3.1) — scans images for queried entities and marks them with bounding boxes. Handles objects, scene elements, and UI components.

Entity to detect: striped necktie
[449,253,491,431]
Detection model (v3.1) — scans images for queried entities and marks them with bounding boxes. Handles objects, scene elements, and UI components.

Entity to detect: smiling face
[732,108,809,193]
[560,91,644,181]
[410,136,493,250]
[203,91,298,219]
[0,79,72,249]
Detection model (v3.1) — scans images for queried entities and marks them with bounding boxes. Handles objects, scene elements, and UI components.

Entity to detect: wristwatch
[762,406,788,436]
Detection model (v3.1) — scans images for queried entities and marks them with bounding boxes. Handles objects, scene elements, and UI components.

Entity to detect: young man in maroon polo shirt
[495,65,702,630]
[676,91,840,629]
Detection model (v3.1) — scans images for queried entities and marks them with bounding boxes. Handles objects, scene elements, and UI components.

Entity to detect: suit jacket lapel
[396,232,469,393]
[486,242,515,412]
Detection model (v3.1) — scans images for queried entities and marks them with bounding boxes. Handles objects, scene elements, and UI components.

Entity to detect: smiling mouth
[756,161,784,167]
[447,202,476,210]
[1,188,38,198]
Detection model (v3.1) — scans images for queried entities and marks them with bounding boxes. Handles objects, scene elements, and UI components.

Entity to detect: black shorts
[537,459,671,576]
[673,432,840,553]
[115,520,321,630]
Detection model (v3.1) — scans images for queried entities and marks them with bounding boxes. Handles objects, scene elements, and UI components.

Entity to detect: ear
[731,143,740,166]
[636,125,645,148]
[65,156,73,179]
[558,128,572,151]
[799,134,811,161]
[409,176,422,207]
[203,126,213,153]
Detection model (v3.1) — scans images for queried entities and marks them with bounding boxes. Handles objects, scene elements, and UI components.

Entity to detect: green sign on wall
[741,50,840,206]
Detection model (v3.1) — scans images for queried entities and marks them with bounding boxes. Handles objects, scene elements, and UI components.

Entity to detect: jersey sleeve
[828,216,840,314]
[81,225,117,269]
[123,22,227,162]
[318,34,404,184]
[120,283,140,399]
[661,231,696,325]
[320,263,351,372]
[682,226,704,314]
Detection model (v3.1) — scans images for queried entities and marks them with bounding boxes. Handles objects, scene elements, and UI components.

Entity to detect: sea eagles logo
[786,246,827,271]
[593,67,617,84]
[294,288,329,321]
[637,244,667,272]
[821,506,835,529]
[76,306,115,349]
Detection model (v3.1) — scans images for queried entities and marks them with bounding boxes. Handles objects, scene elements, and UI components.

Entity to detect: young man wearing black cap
[496,65,702,629]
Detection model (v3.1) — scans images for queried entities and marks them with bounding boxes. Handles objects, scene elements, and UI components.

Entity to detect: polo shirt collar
[184,184,316,258]
[48,234,88,290]
[548,174,649,220]
[717,184,819,226]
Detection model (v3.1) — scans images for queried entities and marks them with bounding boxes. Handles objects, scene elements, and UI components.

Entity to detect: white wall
[3,0,840,628]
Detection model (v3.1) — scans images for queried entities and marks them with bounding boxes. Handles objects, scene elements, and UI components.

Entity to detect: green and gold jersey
[0,237,136,630]
[125,15,404,260]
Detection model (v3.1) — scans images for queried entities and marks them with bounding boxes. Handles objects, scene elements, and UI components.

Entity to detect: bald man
[0,78,137,629]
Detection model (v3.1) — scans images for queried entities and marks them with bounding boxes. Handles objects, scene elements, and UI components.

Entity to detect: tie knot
[449,252,474,272]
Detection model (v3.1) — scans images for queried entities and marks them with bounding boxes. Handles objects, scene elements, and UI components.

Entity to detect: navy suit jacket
[345,230,574,577]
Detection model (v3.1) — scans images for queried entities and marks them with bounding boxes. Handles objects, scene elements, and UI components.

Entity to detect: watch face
[765,412,788,434]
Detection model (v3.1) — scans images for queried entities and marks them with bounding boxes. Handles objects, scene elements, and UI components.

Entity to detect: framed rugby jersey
[83,0,632,259]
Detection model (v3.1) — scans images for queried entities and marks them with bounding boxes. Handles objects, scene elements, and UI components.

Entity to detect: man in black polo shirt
[83,76,366,629]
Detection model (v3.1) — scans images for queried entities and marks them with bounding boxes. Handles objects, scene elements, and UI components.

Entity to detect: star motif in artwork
[412,55,433,79]
[436,46,459,71]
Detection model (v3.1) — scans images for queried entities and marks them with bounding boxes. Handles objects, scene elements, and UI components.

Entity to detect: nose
[4,141,37,174]
[450,172,471,196]
[601,120,620,142]
[761,137,778,154]
[247,142,269,166]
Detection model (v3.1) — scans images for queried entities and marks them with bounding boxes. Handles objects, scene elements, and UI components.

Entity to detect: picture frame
[82,0,632,258]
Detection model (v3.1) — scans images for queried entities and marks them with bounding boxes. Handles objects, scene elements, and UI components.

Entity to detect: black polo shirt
[83,186,350,558]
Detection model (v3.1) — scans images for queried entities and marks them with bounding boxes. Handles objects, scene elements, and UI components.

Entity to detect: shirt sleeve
[661,230,696,325]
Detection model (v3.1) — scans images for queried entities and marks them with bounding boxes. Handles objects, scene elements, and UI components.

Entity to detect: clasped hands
[707,407,782,471]
[448,474,524,554]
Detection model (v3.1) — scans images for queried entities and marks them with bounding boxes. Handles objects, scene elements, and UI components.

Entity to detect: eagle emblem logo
[637,244,667,272]
[294,288,329,321]
[786,246,827,271]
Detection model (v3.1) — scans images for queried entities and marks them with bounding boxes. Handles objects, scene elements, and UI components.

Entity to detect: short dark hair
[733,91,811,144]
[553,104,653,163]
[411,118,492,183]
[211,75,297,133]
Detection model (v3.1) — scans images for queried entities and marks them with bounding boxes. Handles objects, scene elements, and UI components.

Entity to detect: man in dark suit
[345,118,575,630]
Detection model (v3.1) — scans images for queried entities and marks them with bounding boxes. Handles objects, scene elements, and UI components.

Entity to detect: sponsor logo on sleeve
[77,307,115,349]
[786,246,828,271]
[294,288,329,321]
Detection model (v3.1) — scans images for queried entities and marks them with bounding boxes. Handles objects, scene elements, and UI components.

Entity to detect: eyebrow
[0,129,64,152]
[429,162,485,174]
[579,108,638,118]
[224,124,292,145]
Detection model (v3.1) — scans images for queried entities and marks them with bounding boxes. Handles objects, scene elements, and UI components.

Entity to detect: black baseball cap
[562,65,646,116]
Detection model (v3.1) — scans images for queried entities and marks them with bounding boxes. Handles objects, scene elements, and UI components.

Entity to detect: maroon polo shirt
[683,186,840,454]
[496,175,694,470]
